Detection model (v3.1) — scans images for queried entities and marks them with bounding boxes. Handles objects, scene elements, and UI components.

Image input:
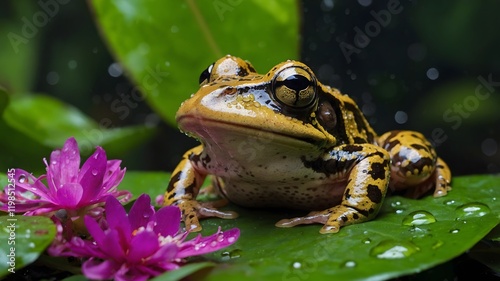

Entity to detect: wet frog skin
[165,55,452,234]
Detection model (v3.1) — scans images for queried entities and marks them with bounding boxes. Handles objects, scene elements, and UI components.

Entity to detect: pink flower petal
[55,183,83,209]
[105,196,131,239]
[82,258,118,281]
[153,206,180,237]
[177,228,240,258]
[59,137,81,184]
[128,230,159,263]
[79,147,107,201]
[129,194,155,230]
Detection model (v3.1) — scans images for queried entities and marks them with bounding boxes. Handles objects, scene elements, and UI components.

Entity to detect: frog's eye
[272,67,317,108]
[199,63,214,84]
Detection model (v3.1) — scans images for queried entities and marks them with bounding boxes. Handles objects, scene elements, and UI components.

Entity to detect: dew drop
[342,260,357,268]
[444,199,456,206]
[28,242,35,248]
[391,201,402,208]
[227,236,236,243]
[291,261,302,269]
[18,175,27,183]
[221,249,241,260]
[402,210,436,226]
[362,238,372,244]
[455,202,490,219]
[395,209,404,214]
[449,229,460,234]
[369,240,419,259]
[91,169,98,176]
[210,241,218,247]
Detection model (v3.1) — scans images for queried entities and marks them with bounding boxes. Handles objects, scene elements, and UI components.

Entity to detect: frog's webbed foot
[275,206,365,234]
[176,199,238,232]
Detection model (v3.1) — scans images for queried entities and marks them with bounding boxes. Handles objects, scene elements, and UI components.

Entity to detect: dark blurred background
[1,0,499,176]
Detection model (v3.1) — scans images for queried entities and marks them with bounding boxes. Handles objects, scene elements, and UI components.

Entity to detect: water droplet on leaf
[456,202,490,219]
[402,210,436,226]
[362,238,372,244]
[291,261,302,269]
[341,260,356,268]
[444,199,456,206]
[449,229,460,234]
[370,240,419,259]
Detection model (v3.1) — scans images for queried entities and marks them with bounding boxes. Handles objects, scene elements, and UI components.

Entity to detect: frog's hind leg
[377,130,452,198]
[276,144,391,234]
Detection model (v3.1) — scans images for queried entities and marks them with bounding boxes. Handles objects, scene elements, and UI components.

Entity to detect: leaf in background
[188,175,499,281]
[117,171,171,201]
[0,216,56,278]
[0,1,39,93]
[1,94,156,172]
[89,0,299,125]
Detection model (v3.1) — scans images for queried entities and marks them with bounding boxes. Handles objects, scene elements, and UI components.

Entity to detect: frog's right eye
[199,63,214,84]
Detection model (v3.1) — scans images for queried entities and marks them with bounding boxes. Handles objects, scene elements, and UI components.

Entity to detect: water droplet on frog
[341,260,357,268]
[91,169,98,176]
[449,229,460,234]
[369,240,419,259]
[444,199,456,205]
[18,175,26,183]
[362,238,372,244]
[456,202,490,219]
[402,210,436,226]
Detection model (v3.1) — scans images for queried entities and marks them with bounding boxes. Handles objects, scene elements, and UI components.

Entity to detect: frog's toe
[275,212,329,228]
[198,205,238,219]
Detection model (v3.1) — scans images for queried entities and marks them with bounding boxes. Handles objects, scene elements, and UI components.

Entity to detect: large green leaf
[0,216,56,278]
[1,94,155,172]
[184,175,499,280]
[89,0,299,125]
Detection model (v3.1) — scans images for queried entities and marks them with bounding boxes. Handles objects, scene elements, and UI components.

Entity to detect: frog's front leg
[276,144,391,234]
[377,131,452,198]
[164,145,237,231]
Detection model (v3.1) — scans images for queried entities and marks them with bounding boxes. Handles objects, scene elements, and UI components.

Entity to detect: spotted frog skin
[165,55,452,234]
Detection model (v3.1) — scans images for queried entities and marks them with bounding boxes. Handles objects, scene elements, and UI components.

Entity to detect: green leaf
[468,224,500,273]
[0,95,154,166]
[118,171,171,201]
[185,175,499,281]
[0,216,56,278]
[151,262,214,281]
[89,0,299,125]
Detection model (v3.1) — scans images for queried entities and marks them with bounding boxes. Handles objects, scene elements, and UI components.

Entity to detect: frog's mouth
[177,115,329,148]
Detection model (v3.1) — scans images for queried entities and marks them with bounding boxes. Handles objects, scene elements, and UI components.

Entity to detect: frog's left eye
[272,67,317,108]
[199,63,214,84]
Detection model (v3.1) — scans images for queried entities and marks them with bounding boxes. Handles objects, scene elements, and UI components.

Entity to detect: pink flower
[63,194,240,281]
[0,137,130,218]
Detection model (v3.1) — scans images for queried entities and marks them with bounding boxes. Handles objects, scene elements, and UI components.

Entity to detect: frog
[164,55,451,234]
